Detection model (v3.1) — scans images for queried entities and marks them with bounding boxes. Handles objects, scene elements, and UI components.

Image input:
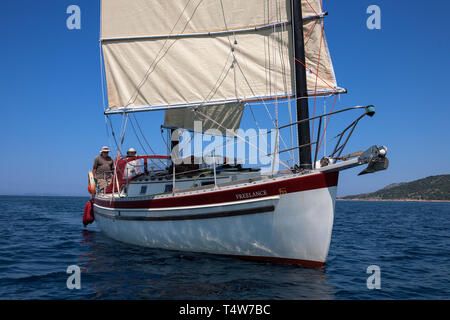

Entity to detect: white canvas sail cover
[101,0,339,131]
[164,103,245,134]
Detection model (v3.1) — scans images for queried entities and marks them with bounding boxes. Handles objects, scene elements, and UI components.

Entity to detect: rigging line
[267,0,273,102]
[233,50,238,99]
[233,54,293,160]
[123,0,196,107]
[123,0,203,108]
[264,1,269,99]
[192,108,291,170]
[182,48,234,112]
[317,94,337,151]
[204,52,234,102]
[129,115,148,155]
[98,0,111,148]
[293,57,335,91]
[272,0,284,128]
[222,21,289,155]
[310,19,325,150]
[218,0,272,158]
[165,49,233,130]
[178,107,343,166]
[162,46,236,155]
[272,2,278,128]
[232,58,292,160]
[104,114,112,149]
[99,46,107,111]
[278,1,295,165]
[273,0,281,168]
[107,116,121,153]
[165,52,235,159]
[99,39,114,151]
[304,18,318,43]
[275,0,295,165]
[119,113,129,152]
[287,92,295,164]
[271,2,287,165]
[160,128,171,156]
[189,127,278,160]
[304,0,319,16]
[128,116,165,168]
[164,54,234,151]
[118,112,125,143]
[276,0,289,99]
[323,96,326,157]
[130,114,165,165]
[131,114,167,166]
[289,0,299,164]
[218,0,292,164]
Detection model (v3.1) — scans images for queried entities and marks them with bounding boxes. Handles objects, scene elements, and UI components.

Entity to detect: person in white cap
[124,147,141,178]
[126,147,137,157]
[93,146,114,192]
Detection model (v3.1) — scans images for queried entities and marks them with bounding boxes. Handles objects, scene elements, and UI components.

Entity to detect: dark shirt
[93,155,114,178]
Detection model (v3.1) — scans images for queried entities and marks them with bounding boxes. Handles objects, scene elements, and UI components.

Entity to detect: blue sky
[0,0,449,196]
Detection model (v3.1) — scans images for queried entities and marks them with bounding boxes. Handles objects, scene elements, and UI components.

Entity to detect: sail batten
[103,89,345,116]
[101,0,341,131]
[101,21,292,42]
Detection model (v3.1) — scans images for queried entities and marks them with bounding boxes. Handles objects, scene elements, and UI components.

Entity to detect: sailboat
[88,0,389,268]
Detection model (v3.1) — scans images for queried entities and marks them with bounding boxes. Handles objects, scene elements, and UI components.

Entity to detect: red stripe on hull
[221,254,325,269]
[94,171,338,210]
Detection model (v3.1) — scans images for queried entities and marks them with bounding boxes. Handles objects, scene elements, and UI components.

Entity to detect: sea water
[0,196,448,299]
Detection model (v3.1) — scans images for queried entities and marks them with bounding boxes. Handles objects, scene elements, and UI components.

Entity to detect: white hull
[93,173,338,268]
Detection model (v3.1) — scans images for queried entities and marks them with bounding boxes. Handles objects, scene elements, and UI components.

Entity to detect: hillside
[342,175,450,201]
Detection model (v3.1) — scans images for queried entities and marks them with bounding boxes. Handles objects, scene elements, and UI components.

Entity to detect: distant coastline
[341,174,450,202]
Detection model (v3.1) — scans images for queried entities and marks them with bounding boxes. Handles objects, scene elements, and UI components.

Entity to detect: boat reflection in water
[79,229,335,299]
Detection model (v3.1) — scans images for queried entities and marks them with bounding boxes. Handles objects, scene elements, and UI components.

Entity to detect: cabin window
[140,186,147,194]
[165,184,173,192]
[201,180,214,186]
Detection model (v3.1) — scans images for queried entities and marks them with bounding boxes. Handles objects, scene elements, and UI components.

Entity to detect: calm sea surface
[0,195,449,299]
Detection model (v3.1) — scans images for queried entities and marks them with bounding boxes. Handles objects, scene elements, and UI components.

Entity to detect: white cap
[127,147,136,155]
[100,146,110,153]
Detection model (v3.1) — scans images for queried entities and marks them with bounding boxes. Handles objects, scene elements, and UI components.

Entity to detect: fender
[83,199,95,227]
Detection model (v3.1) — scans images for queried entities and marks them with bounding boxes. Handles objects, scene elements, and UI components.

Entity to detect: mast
[292,0,312,169]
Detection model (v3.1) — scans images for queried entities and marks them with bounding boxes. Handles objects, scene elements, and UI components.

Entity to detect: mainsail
[101,0,341,132]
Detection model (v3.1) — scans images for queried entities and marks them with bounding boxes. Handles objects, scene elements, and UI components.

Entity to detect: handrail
[277,105,375,169]
[277,105,373,130]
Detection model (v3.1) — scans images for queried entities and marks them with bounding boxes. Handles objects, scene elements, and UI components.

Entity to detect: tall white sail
[101,0,341,128]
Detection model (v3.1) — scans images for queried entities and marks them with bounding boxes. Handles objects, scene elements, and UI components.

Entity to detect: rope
[317,94,337,151]
[293,57,336,92]
[305,0,319,16]
[107,116,121,154]
[219,0,292,165]
[304,19,318,46]
[310,19,325,149]
[192,108,291,170]
[131,114,168,167]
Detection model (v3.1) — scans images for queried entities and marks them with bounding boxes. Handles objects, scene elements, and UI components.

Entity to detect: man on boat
[127,147,137,157]
[124,147,141,178]
[93,146,114,192]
